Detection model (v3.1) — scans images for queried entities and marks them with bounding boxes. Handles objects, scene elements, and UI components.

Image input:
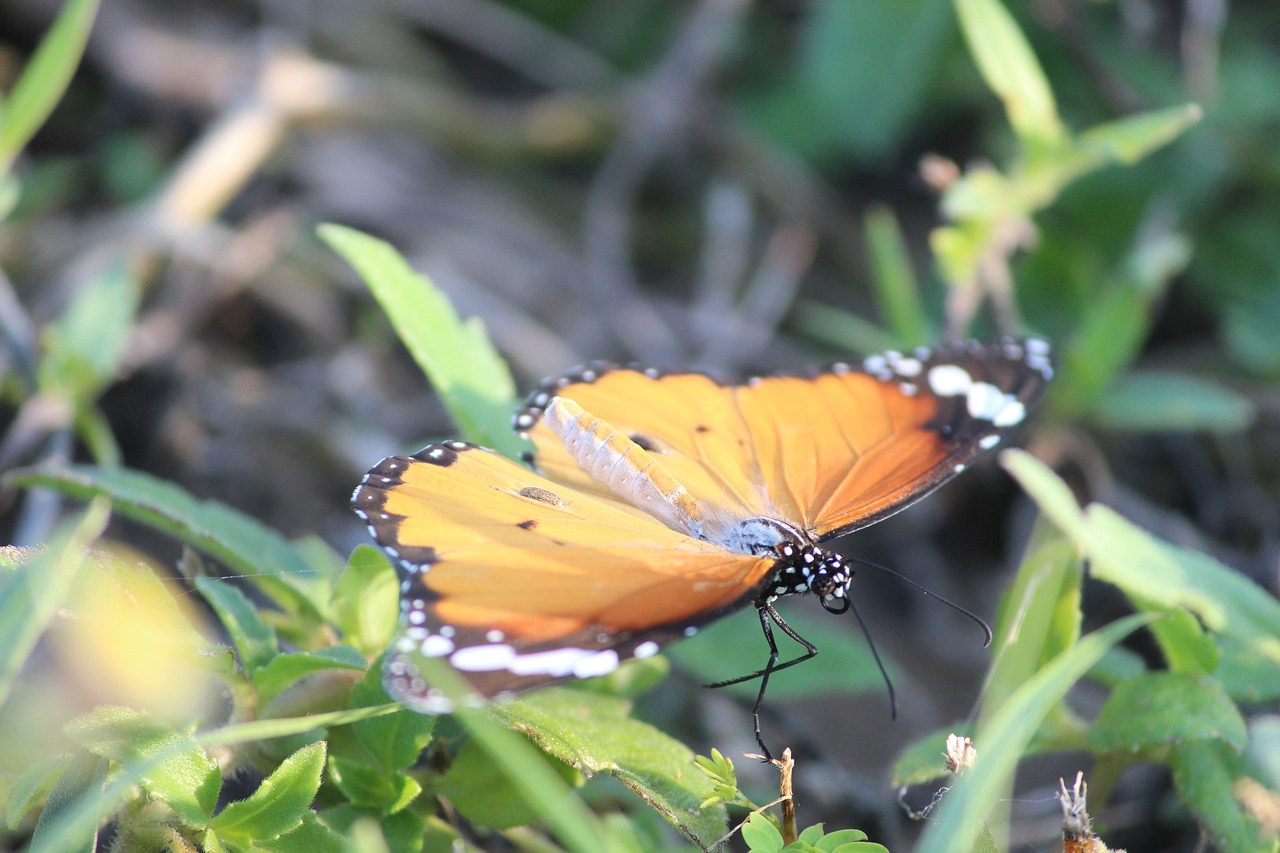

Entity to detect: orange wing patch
[517,340,1052,543]
[353,441,775,711]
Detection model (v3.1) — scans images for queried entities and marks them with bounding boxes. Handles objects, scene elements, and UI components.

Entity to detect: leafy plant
[2,0,1278,850]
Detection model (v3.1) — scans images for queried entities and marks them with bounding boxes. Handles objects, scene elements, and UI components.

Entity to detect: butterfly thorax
[720,516,852,612]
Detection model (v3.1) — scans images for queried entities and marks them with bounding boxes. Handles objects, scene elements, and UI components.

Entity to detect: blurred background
[1,0,1277,850]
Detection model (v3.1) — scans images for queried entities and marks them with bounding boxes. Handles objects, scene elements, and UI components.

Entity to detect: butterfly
[353,337,1053,755]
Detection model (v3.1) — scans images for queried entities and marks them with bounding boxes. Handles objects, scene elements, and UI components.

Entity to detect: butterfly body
[353,337,1053,740]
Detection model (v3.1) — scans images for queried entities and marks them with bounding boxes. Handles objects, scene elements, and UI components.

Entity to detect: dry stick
[778,748,798,845]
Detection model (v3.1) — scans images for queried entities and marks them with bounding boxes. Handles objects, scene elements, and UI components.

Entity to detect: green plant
[3,0,1278,850]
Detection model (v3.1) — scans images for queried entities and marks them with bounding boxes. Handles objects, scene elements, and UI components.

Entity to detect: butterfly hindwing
[352,441,775,711]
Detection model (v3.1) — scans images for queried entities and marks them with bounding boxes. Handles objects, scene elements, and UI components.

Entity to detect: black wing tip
[409,439,485,467]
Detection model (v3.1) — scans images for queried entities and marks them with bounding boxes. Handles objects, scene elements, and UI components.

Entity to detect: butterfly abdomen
[542,396,708,539]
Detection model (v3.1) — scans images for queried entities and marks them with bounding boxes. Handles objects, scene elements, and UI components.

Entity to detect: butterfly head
[769,540,852,615]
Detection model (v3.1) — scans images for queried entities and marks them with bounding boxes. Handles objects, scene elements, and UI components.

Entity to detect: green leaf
[0,0,100,173]
[6,753,71,829]
[798,823,825,846]
[915,615,1150,853]
[954,0,1064,147]
[1215,638,1280,703]
[349,666,435,773]
[981,526,1083,722]
[865,206,929,347]
[1090,673,1248,753]
[4,464,323,618]
[329,757,421,815]
[252,646,367,706]
[196,576,278,673]
[1078,103,1204,167]
[438,737,579,829]
[1171,741,1272,853]
[1007,452,1280,676]
[319,223,524,458]
[815,829,871,849]
[0,500,107,707]
[64,706,221,827]
[828,843,887,853]
[401,655,619,853]
[1085,504,1280,647]
[493,689,728,849]
[741,811,784,853]
[1249,716,1280,790]
[250,811,351,853]
[210,741,326,845]
[999,449,1088,547]
[1090,370,1256,432]
[28,750,107,853]
[1087,645,1147,687]
[201,829,230,853]
[332,545,399,656]
[1145,607,1220,677]
[36,256,139,407]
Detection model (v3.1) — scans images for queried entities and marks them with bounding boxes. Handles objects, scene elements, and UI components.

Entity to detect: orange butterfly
[353,338,1052,754]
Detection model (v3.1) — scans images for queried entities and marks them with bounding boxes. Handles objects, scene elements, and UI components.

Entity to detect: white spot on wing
[421,635,455,657]
[450,644,517,671]
[928,364,973,396]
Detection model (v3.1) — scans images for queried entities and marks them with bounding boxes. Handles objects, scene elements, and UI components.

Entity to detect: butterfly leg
[705,602,819,760]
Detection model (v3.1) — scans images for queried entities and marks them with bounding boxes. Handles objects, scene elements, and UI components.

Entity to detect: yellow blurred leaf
[52,545,216,720]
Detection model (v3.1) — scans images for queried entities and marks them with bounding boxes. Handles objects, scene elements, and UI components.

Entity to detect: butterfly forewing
[519,369,776,522]
[519,338,1053,543]
[353,441,775,711]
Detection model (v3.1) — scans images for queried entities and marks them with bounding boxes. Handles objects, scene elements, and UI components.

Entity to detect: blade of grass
[915,614,1150,853]
[0,0,100,174]
[0,498,108,707]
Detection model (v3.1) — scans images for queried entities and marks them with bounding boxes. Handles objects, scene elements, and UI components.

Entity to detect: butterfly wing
[517,338,1053,542]
[353,441,775,712]
[516,366,782,522]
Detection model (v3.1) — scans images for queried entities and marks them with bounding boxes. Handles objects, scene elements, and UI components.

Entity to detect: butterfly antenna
[847,597,897,720]
[848,556,993,648]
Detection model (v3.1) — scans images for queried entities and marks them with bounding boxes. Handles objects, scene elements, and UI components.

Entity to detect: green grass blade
[915,614,1150,853]
[0,0,100,173]
[864,206,929,347]
[0,499,108,707]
